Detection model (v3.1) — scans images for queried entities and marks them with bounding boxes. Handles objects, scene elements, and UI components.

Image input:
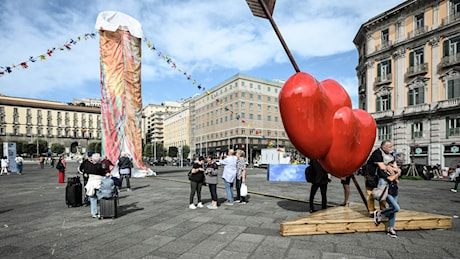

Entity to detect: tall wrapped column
[95,11,153,177]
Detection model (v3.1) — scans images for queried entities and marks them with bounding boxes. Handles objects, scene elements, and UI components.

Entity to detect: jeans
[190,181,203,204]
[223,179,234,203]
[120,174,131,189]
[309,183,327,210]
[83,176,89,205]
[380,194,399,228]
[208,184,218,202]
[89,195,98,215]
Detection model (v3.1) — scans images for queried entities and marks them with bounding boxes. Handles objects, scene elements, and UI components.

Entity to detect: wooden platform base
[280,202,452,236]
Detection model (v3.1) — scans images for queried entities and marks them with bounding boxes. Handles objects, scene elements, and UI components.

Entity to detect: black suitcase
[99,197,118,219]
[65,176,83,207]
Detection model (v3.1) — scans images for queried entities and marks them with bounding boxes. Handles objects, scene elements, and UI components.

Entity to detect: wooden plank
[280,202,452,236]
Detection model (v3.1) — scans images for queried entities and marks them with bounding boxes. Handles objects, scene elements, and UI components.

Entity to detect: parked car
[400,164,433,180]
[150,159,167,166]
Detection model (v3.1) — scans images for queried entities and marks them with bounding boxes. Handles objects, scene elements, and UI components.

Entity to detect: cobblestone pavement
[0,162,459,258]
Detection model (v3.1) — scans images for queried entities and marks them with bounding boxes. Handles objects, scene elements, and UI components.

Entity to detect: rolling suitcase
[99,197,118,219]
[65,176,83,207]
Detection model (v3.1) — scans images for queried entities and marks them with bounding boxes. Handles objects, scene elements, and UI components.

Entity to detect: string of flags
[0,30,266,138]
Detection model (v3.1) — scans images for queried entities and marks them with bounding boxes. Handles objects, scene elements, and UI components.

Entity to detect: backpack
[187,169,192,180]
[305,165,315,183]
[364,164,379,188]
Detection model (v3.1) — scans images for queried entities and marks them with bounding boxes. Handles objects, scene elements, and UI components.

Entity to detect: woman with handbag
[235,150,247,204]
[374,159,401,238]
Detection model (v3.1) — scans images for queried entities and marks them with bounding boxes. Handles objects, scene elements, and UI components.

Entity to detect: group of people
[0,155,25,175]
[74,151,133,218]
[307,140,401,239]
[188,149,248,210]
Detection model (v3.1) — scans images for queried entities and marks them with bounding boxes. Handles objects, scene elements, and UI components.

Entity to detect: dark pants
[120,174,131,189]
[190,181,203,204]
[17,163,23,173]
[309,183,328,211]
[235,178,246,202]
[208,184,218,202]
[83,176,89,205]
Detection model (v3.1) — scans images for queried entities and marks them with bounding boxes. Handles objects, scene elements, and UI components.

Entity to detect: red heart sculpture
[279,72,376,178]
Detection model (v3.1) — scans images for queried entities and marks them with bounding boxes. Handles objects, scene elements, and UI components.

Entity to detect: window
[377,60,391,80]
[412,122,423,139]
[249,93,253,99]
[275,116,278,122]
[377,125,392,140]
[249,114,253,119]
[267,87,271,92]
[249,103,253,110]
[381,29,389,45]
[267,105,271,111]
[258,95,261,100]
[447,78,460,99]
[447,117,460,137]
[241,102,245,109]
[267,115,271,121]
[410,48,424,66]
[408,86,425,105]
[267,96,271,102]
[257,104,261,111]
[443,36,460,58]
[257,115,261,120]
[376,94,391,111]
[415,13,424,30]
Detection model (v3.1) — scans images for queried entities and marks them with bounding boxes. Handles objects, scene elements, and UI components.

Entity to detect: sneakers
[451,189,458,193]
[197,202,204,208]
[207,204,217,209]
[369,213,374,219]
[374,210,381,226]
[127,188,132,192]
[224,202,234,206]
[234,200,241,203]
[189,204,197,209]
[387,229,397,238]
[91,214,98,218]
[240,201,247,205]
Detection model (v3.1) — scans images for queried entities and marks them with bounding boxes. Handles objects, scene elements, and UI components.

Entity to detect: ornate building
[354,0,460,168]
[0,94,101,156]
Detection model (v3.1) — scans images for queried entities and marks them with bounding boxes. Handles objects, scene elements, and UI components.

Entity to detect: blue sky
[0,0,404,108]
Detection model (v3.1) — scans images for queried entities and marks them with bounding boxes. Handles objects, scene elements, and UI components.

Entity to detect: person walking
[309,159,330,213]
[1,156,9,175]
[15,155,24,175]
[205,156,219,209]
[374,165,401,238]
[220,149,237,205]
[39,156,45,169]
[450,164,460,193]
[84,153,107,218]
[118,152,133,191]
[235,150,248,204]
[189,156,205,209]
[56,155,66,183]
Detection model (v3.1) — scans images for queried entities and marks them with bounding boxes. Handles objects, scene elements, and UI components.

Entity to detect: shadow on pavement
[118,202,144,217]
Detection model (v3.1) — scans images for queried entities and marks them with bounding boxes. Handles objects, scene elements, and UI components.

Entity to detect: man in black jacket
[308,159,331,213]
[78,152,93,206]
[118,152,133,191]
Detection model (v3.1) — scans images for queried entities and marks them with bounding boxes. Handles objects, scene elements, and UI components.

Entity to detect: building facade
[0,95,101,156]
[163,102,190,158]
[354,0,460,168]
[189,73,292,163]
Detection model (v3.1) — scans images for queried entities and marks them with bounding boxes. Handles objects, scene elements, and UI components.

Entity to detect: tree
[88,142,102,153]
[182,145,190,159]
[168,146,178,158]
[51,143,65,154]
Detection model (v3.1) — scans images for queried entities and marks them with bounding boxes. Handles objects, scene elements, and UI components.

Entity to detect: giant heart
[279,72,376,178]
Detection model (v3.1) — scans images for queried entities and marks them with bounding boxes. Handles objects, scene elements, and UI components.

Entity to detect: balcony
[406,63,428,78]
[436,97,460,110]
[402,103,431,115]
[407,26,429,38]
[375,40,392,52]
[375,73,392,86]
[441,12,460,26]
[449,127,460,136]
[439,53,460,69]
[372,110,394,119]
